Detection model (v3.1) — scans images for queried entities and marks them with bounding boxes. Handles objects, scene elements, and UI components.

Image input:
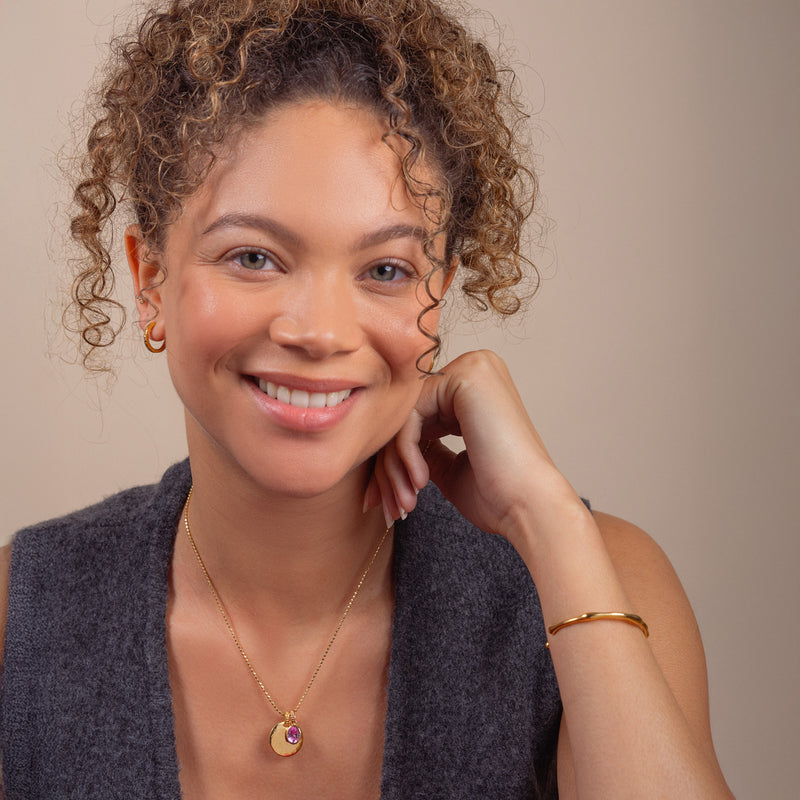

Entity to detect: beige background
[2,0,798,796]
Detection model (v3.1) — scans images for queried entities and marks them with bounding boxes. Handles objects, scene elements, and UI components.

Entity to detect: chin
[240,450,369,500]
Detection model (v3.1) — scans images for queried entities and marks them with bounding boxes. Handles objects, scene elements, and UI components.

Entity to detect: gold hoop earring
[144,321,166,353]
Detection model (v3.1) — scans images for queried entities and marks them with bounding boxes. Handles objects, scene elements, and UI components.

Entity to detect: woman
[0,0,734,797]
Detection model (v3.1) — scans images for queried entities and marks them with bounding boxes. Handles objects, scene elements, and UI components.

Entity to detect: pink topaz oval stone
[286,725,301,745]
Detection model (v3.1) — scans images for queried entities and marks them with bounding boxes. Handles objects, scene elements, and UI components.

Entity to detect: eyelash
[226,249,416,285]
[362,260,414,284]
[231,249,278,272]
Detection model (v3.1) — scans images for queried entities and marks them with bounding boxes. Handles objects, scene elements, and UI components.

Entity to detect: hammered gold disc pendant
[269,715,303,757]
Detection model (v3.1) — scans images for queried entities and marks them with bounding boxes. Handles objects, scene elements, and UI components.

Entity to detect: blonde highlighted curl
[68,0,538,371]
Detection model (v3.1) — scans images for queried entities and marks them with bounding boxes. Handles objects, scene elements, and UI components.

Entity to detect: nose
[268,273,364,359]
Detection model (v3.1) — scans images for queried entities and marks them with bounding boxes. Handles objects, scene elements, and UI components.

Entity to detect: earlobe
[125,225,165,332]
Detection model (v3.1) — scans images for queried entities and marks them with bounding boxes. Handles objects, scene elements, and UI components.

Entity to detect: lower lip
[245,378,359,432]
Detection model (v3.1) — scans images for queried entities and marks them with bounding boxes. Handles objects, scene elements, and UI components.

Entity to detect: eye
[235,251,272,270]
[365,262,409,283]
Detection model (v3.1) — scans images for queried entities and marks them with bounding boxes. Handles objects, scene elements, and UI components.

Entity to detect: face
[129,100,446,497]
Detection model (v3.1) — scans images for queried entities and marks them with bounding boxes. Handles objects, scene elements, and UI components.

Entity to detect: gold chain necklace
[182,486,391,757]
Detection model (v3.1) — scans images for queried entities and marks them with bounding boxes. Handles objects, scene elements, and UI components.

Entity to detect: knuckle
[460,349,506,378]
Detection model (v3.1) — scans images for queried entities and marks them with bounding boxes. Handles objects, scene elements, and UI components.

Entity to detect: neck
[179,447,391,626]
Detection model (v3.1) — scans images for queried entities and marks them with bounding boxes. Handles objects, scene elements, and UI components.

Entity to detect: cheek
[366,307,440,437]
[372,302,439,374]
[166,276,255,358]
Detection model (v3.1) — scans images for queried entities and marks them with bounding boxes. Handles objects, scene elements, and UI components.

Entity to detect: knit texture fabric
[2,460,561,799]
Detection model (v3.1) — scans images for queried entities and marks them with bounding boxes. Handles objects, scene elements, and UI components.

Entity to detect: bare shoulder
[0,542,11,667]
[591,511,716,747]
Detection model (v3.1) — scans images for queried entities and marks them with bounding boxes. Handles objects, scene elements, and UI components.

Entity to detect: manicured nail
[399,507,408,521]
[382,501,394,530]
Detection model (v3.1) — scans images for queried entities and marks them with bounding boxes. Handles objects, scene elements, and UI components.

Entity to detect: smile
[256,379,353,409]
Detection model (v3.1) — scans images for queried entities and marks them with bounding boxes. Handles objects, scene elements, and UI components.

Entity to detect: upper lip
[245,371,362,394]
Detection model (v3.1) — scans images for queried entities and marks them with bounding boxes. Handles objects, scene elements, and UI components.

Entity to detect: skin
[0,100,733,798]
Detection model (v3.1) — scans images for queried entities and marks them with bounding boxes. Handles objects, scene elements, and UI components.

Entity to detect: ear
[125,225,165,335]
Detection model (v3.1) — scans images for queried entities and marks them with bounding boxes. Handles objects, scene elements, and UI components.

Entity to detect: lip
[244,373,361,433]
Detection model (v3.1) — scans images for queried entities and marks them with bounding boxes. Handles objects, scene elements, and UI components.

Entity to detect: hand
[364,350,585,546]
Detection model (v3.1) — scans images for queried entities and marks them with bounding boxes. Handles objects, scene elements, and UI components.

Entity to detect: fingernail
[382,501,394,530]
[362,494,369,513]
[399,507,408,521]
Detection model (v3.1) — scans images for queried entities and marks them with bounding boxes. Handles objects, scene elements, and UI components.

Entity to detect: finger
[394,372,464,493]
[362,470,381,512]
[413,372,463,441]
[372,448,400,528]
[380,437,419,517]
[393,409,430,493]
[422,436,461,494]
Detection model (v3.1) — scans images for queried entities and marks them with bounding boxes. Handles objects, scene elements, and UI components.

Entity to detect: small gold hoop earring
[144,321,166,353]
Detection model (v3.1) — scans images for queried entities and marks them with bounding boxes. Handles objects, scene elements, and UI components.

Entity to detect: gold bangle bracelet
[545,612,649,649]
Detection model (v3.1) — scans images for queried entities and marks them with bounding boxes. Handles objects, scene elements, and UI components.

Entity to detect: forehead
[178,100,440,244]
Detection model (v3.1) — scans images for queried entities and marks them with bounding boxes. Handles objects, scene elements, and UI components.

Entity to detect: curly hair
[68,0,537,370]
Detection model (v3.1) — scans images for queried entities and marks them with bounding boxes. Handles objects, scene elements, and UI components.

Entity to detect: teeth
[257,379,352,409]
[308,392,326,408]
[292,390,310,408]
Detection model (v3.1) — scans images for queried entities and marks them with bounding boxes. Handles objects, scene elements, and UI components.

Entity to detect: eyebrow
[201,213,428,252]
[201,213,302,248]
[357,224,429,250]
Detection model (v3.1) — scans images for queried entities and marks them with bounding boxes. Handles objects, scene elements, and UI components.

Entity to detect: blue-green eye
[368,263,402,282]
[237,251,269,270]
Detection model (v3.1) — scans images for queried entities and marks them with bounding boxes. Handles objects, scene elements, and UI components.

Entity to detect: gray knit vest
[2,460,561,798]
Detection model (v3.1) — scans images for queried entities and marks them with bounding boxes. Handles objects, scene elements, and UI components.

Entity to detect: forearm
[509,490,734,799]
